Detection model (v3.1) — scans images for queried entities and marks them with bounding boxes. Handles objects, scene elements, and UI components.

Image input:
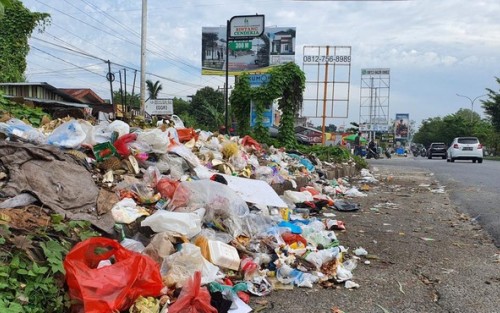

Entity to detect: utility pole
[456,93,487,123]
[140,0,147,116]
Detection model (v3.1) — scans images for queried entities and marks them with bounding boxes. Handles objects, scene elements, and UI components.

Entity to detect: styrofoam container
[207,240,241,270]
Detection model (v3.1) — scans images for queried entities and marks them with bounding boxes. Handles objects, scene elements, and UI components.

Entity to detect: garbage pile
[0,117,373,313]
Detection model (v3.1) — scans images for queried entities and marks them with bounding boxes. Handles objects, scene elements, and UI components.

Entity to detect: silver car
[447,137,483,163]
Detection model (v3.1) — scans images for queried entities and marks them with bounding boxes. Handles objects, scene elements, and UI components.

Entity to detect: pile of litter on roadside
[0,117,374,313]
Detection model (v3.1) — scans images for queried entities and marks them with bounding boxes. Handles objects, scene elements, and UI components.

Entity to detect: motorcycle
[366,147,380,159]
[420,147,427,157]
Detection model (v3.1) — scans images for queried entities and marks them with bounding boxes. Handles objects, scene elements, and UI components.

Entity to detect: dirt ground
[253,165,500,313]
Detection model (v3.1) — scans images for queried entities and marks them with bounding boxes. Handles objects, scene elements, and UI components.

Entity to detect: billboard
[202,26,296,76]
[394,113,409,139]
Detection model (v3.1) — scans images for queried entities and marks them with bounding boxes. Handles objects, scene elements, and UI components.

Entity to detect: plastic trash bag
[107,120,130,137]
[168,271,218,313]
[169,180,249,237]
[0,118,47,144]
[47,119,87,148]
[64,237,163,313]
[141,208,204,238]
[137,129,170,154]
[162,243,220,288]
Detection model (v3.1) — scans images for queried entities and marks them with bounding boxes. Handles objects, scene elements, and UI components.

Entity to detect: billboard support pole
[224,19,230,135]
[321,45,330,145]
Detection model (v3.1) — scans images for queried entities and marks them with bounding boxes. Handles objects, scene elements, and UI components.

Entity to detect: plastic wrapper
[141,208,204,239]
[46,119,86,148]
[304,247,340,269]
[168,143,200,168]
[0,118,47,144]
[162,243,220,288]
[129,296,160,313]
[254,166,274,184]
[169,180,249,238]
[63,237,163,313]
[113,133,137,157]
[111,198,150,224]
[241,213,275,238]
[143,232,177,264]
[121,238,146,253]
[143,166,162,188]
[276,264,318,288]
[156,177,180,199]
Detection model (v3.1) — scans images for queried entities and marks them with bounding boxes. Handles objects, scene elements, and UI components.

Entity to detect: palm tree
[146,79,163,100]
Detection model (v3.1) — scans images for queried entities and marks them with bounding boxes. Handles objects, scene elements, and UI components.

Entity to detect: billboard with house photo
[201,26,296,75]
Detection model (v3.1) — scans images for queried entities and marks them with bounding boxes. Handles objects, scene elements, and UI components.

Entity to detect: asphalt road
[369,155,500,247]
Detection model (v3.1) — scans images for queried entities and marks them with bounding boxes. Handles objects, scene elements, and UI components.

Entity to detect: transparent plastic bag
[0,118,47,144]
[162,243,219,288]
[169,180,249,237]
[137,129,170,154]
[47,119,87,148]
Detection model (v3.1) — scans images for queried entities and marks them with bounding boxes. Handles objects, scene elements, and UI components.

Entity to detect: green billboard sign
[229,41,252,51]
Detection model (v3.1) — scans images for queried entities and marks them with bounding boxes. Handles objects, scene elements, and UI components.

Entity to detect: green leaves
[0,0,50,82]
[230,63,306,148]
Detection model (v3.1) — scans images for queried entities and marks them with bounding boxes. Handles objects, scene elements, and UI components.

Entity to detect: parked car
[447,137,483,163]
[427,142,447,159]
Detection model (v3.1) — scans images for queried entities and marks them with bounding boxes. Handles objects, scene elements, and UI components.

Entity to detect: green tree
[188,86,224,131]
[0,0,50,82]
[146,79,162,100]
[113,89,140,111]
[482,77,500,133]
[0,0,12,17]
[173,97,190,115]
[230,62,306,148]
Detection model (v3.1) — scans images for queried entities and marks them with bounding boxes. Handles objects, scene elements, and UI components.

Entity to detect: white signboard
[145,99,173,116]
[229,15,265,38]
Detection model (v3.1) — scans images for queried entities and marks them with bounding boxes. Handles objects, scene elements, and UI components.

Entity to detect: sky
[20,0,500,129]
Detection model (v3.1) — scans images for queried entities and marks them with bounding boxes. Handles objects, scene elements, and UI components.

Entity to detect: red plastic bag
[177,128,198,143]
[64,237,163,313]
[156,177,180,199]
[113,133,137,157]
[281,232,308,247]
[241,135,262,151]
[168,271,218,313]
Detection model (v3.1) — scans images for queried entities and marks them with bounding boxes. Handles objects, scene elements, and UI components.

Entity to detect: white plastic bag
[107,120,130,137]
[137,129,170,154]
[111,198,150,224]
[141,208,204,238]
[283,190,314,203]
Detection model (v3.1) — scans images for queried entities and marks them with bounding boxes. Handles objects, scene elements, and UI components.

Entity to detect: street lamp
[456,93,487,123]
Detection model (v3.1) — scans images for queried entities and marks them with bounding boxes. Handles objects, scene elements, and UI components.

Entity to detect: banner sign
[145,99,173,116]
[202,26,296,75]
[394,113,409,139]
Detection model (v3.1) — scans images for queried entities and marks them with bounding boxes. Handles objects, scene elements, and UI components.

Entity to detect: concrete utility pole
[140,0,147,116]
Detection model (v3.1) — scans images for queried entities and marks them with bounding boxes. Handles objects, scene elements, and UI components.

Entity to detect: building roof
[59,88,106,104]
[0,82,82,103]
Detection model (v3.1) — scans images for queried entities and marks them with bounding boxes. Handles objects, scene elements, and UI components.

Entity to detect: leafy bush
[0,93,48,127]
[0,218,99,313]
